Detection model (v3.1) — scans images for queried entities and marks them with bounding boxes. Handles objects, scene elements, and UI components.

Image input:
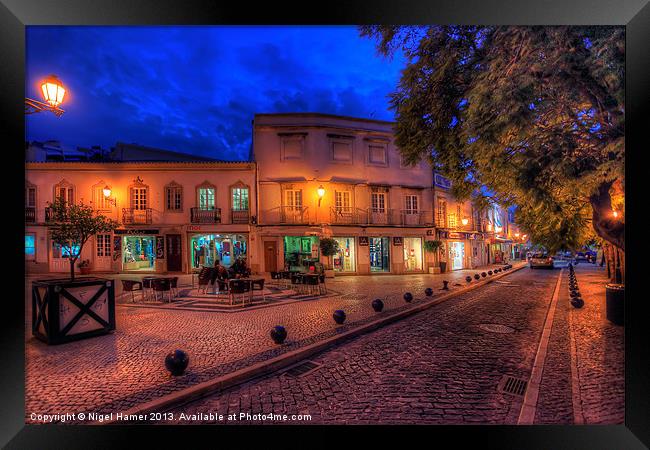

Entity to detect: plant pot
[32,277,116,345]
[429,266,441,274]
[605,284,624,326]
[79,267,91,275]
[439,261,447,273]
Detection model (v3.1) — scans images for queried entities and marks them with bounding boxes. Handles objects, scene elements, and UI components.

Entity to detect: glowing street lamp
[102,185,117,206]
[25,74,66,117]
[612,210,619,218]
[461,218,469,227]
[317,185,325,206]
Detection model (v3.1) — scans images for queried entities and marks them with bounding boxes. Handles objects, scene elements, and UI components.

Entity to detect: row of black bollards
[568,264,584,308]
[165,265,518,375]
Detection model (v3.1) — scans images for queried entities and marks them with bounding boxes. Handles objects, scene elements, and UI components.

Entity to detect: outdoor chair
[216,275,230,294]
[170,276,179,298]
[209,268,220,294]
[251,278,266,302]
[270,271,281,286]
[303,275,320,296]
[318,273,327,295]
[142,277,156,302]
[152,278,172,303]
[121,279,143,303]
[279,271,292,289]
[291,274,305,294]
[197,268,212,294]
[229,279,250,306]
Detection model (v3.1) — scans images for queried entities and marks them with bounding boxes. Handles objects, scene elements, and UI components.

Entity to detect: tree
[319,238,340,270]
[423,240,443,267]
[360,25,624,253]
[47,197,119,280]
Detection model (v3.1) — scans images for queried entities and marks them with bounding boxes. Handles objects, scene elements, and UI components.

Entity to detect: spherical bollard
[474,274,481,280]
[425,287,434,296]
[569,290,580,298]
[488,270,493,276]
[466,276,472,283]
[571,297,584,308]
[164,349,189,376]
[371,299,384,312]
[270,325,287,344]
[481,272,487,278]
[442,281,449,290]
[333,310,346,325]
[404,292,413,303]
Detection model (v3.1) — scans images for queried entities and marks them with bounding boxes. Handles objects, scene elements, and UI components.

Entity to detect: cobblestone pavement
[533,263,624,424]
[25,263,521,422]
[161,267,560,424]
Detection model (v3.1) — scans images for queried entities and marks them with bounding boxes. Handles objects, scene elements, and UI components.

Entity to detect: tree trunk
[589,180,624,252]
[69,258,76,281]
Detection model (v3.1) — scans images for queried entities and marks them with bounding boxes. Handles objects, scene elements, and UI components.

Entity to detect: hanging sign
[393,237,403,246]
[156,236,165,259]
[358,236,369,246]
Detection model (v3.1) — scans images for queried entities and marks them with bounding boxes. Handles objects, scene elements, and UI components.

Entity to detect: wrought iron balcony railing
[190,207,222,224]
[122,208,153,225]
[330,207,369,225]
[398,210,433,226]
[261,206,309,224]
[231,209,250,224]
[26,207,36,223]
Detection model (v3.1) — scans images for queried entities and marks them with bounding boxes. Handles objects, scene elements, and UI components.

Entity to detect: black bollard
[371,299,384,312]
[425,287,434,296]
[403,292,413,303]
[270,325,287,344]
[333,310,346,325]
[474,274,481,280]
[466,276,472,283]
[481,272,487,278]
[165,349,190,376]
[442,280,449,290]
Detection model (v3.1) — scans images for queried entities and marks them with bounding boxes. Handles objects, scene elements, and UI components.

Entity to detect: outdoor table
[231,278,265,305]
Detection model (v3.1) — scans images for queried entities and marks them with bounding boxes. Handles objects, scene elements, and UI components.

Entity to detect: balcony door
[283,189,303,222]
[94,234,112,271]
[371,189,388,224]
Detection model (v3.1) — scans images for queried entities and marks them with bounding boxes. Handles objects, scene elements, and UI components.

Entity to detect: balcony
[367,208,394,225]
[231,209,250,224]
[191,207,222,224]
[122,208,153,225]
[26,207,36,223]
[398,210,433,226]
[330,207,368,225]
[262,206,309,224]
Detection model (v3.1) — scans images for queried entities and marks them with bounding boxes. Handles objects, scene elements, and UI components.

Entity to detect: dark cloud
[26,26,403,160]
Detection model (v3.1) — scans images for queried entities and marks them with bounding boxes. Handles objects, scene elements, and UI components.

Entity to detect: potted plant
[424,240,444,273]
[32,198,119,345]
[77,259,92,275]
[319,237,340,278]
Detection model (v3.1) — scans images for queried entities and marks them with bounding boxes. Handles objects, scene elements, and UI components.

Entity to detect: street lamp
[317,185,325,207]
[612,210,619,218]
[461,218,469,226]
[102,185,117,206]
[25,74,66,116]
[495,225,503,233]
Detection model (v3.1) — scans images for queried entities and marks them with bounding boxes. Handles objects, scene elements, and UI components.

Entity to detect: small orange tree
[47,197,119,281]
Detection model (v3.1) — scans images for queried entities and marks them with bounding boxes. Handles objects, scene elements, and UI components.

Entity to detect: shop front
[122,235,157,271]
[189,233,248,269]
[283,235,320,272]
[332,236,356,273]
[369,237,390,272]
[448,241,466,270]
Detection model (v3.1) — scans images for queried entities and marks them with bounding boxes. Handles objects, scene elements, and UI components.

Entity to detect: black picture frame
[4,0,648,448]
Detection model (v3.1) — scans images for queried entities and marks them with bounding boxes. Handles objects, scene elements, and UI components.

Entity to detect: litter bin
[605,283,624,326]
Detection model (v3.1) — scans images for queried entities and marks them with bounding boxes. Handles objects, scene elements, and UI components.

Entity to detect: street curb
[100,263,527,424]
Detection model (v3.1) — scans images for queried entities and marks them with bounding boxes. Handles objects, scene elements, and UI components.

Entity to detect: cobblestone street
[161,264,624,425]
[25,264,519,422]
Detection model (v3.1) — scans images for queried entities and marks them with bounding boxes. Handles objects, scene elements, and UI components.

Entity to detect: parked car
[552,253,574,268]
[529,253,554,269]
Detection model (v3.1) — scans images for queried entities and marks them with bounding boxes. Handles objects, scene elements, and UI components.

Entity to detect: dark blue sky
[26,26,405,160]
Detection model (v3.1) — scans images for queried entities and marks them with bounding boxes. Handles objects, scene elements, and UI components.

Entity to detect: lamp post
[25,74,66,116]
[316,185,325,223]
[461,217,469,228]
[102,186,117,207]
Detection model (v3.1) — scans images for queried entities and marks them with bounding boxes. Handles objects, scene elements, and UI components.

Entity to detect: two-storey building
[25,158,256,274]
[252,113,436,275]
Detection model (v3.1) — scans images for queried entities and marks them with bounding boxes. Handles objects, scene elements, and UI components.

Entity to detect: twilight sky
[26,26,405,160]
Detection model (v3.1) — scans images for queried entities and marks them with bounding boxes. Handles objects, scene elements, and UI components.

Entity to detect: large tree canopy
[360,26,624,253]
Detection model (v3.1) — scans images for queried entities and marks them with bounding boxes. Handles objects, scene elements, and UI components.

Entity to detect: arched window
[129,176,149,210]
[53,179,74,205]
[196,181,216,210]
[230,181,250,224]
[92,180,111,211]
[165,181,183,212]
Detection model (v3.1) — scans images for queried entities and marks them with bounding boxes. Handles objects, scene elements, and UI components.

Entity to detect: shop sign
[358,236,369,246]
[448,232,464,240]
[393,237,403,246]
[114,229,159,235]
[426,229,434,236]
[156,236,165,259]
[434,173,452,189]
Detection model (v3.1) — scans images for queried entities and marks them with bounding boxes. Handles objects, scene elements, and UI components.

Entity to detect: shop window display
[123,236,156,270]
[191,234,247,269]
[284,236,319,272]
[403,237,423,271]
[370,237,390,272]
[333,237,355,272]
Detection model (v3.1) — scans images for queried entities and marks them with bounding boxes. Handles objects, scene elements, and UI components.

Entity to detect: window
[92,181,111,211]
[331,140,353,163]
[196,182,216,210]
[335,191,351,211]
[165,182,183,212]
[96,234,111,257]
[371,189,387,213]
[405,195,419,214]
[437,197,447,227]
[54,180,74,204]
[131,187,148,210]
[281,136,305,160]
[52,241,80,258]
[25,234,36,260]
[232,186,249,211]
[285,189,302,210]
[26,185,36,207]
[368,143,387,166]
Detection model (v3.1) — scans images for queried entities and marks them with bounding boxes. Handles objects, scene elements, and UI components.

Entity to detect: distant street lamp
[461,218,469,226]
[612,210,619,218]
[25,74,66,117]
[317,185,325,207]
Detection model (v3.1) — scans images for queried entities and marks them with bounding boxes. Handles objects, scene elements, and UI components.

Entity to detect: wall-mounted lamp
[102,185,117,206]
[612,210,619,218]
[317,185,325,206]
[461,218,469,226]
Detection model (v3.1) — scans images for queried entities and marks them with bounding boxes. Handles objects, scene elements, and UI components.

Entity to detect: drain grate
[284,360,322,378]
[498,375,528,396]
[478,323,516,334]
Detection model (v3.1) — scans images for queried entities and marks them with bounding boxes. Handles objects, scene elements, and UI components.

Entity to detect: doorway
[264,241,277,272]
[94,234,112,271]
[369,237,390,272]
[166,234,182,272]
[449,241,465,270]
